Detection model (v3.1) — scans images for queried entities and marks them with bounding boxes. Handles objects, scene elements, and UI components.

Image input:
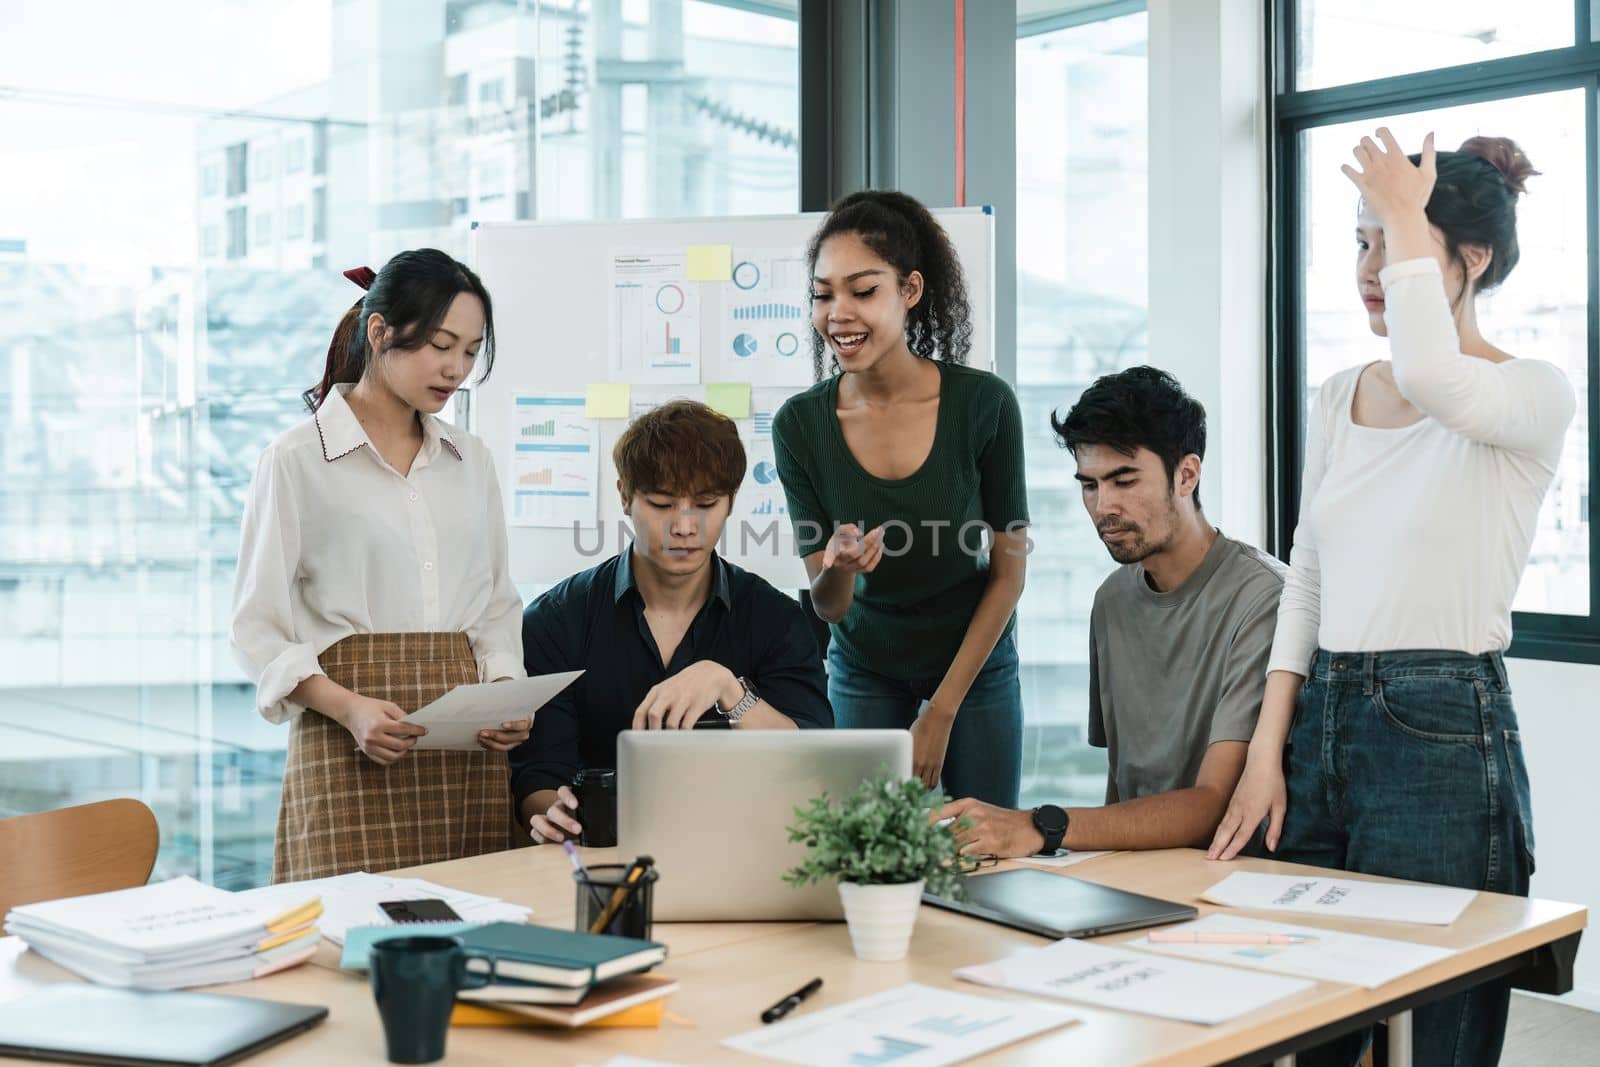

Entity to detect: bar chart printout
[609,250,702,384]
[508,394,599,529]
[721,983,1077,1067]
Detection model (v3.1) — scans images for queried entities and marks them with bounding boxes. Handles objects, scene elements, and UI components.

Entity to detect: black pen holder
[573,862,659,940]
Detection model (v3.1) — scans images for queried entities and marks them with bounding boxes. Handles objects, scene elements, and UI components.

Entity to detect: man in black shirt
[512,400,833,843]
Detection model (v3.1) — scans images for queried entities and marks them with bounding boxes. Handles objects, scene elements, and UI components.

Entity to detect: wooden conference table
[0,848,1585,1067]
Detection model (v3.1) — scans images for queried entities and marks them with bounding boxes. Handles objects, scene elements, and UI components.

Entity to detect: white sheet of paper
[240,872,532,945]
[406,671,583,750]
[722,982,1076,1067]
[956,937,1312,1026]
[1015,850,1115,870]
[1202,872,1475,926]
[1131,913,1454,989]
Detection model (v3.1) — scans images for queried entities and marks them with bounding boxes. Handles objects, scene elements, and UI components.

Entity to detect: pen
[1148,931,1318,945]
[589,854,654,935]
[761,977,823,1024]
[564,841,607,913]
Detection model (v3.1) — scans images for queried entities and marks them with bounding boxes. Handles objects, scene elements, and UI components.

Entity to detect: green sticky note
[686,244,733,282]
[585,382,630,418]
[706,382,751,419]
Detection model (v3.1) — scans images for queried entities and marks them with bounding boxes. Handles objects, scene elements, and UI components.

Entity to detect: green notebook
[453,922,667,989]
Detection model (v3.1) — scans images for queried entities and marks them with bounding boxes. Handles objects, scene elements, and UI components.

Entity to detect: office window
[477,77,506,108]
[0,0,799,890]
[1015,4,1149,808]
[253,145,274,183]
[225,205,247,258]
[201,161,221,197]
[224,142,248,197]
[1292,1,1576,91]
[1276,3,1599,657]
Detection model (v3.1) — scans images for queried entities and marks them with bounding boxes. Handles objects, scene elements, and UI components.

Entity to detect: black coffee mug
[573,767,618,848]
[369,936,493,1064]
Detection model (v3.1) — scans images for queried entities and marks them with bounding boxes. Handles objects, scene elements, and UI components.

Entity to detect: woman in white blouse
[231,250,529,882]
[1207,131,1573,1066]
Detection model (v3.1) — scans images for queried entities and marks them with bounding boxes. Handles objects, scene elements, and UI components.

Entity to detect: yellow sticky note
[686,244,733,282]
[706,382,751,420]
[585,383,630,418]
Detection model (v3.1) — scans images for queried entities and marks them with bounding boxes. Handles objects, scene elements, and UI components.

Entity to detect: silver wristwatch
[718,676,759,724]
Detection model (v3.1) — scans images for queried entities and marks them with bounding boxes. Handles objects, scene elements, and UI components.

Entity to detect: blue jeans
[1276,650,1534,1067]
[825,632,1023,808]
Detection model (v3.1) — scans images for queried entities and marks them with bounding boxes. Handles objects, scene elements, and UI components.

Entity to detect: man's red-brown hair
[613,399,746,501]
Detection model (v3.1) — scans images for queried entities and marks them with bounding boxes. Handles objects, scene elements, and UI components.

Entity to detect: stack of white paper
[1133,914,1454,989]
[955,937,1312,1025]
[1202,872,1476,925]
[3,877,321,990]
[242,871,532,944]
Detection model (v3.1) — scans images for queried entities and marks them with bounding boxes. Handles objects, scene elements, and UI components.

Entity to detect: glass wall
[1014,6,1149,808]
[0,0,799,889]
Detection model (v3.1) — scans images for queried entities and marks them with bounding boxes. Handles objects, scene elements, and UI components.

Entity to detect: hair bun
[1458,136,1539,196]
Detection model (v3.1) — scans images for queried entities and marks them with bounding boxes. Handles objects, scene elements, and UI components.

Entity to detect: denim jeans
[826,631,1023,808]
[1276,650,1534,1067]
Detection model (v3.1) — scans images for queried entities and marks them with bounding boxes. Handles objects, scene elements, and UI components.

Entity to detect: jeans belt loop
[1361,653,1376,696]
[1487,650,1510,693]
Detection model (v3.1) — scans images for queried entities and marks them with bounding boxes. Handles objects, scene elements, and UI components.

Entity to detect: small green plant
[784,770,967,899]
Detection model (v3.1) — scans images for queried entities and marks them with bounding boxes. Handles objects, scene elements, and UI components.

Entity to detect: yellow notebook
[451,998,665,1029]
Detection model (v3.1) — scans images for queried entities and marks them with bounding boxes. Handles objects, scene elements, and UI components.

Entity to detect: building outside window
[1014,2,1149,808]
[0,0,801,889]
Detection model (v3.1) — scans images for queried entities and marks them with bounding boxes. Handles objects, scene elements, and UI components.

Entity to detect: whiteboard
[471,207,995,591]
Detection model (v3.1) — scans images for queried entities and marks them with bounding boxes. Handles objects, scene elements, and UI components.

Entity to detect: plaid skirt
[272,632,511,883]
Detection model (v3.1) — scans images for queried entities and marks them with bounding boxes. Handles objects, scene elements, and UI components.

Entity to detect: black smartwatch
[1031,804,1069,855]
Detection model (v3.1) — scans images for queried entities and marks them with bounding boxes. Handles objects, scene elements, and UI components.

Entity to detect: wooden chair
[0,799,159,918]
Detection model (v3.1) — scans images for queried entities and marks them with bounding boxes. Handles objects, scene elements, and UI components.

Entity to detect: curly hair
[805,190,973,379]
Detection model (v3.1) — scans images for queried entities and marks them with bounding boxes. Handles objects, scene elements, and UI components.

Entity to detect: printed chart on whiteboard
[610,250,702,384]
[508,394,599,528]
[732,388,795,529]
[721,249,814,387]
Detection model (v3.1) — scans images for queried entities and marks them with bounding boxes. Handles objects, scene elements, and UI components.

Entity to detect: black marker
[761,977,823,1024]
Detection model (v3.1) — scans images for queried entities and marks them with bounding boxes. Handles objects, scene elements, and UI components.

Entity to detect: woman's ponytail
[303,267,376,412]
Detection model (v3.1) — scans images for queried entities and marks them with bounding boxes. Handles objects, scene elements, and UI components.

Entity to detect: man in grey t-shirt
[939,367,1284,858]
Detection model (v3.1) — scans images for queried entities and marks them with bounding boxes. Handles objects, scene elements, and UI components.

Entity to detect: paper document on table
[1132,913,1453,989]
[243,873,531,945]
[407,671,583,750]
[722,982,1076,1067]
[3,877,314,961]
[956,937,1311,1025]
[1015,850,1114,870]
[1202,872,1475,926]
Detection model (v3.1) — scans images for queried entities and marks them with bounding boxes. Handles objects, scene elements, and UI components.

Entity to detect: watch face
[1035,805,1068,833]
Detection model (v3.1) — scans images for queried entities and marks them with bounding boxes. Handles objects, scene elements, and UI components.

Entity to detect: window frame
[1269,0,1600,663]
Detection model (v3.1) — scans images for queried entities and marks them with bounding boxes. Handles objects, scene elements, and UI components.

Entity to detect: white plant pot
[837,879,926,962]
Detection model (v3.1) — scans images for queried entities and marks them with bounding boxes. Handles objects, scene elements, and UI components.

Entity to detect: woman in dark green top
[772,190,1030,807]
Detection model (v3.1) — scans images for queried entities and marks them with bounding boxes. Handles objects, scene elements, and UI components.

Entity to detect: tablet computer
[0,985,327,1067]
[924,868,1197,939]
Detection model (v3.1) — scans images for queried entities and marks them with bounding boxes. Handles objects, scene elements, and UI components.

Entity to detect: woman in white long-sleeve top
[231,250,529,882]
[1207,131,1574,1067]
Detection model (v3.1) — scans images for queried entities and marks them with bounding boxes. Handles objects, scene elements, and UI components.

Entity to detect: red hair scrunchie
[343,266,376,291]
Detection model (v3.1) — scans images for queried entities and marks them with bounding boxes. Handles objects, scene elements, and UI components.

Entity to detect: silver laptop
[617,730,912,921]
